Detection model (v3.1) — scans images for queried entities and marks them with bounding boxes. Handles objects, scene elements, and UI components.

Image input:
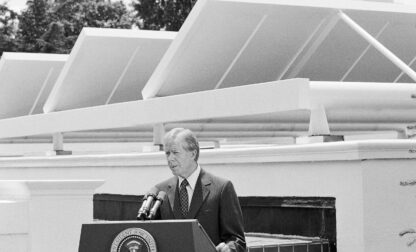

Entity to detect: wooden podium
[78,219,216,252]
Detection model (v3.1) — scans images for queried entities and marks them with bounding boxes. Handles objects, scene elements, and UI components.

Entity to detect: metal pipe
[338,11,416,82]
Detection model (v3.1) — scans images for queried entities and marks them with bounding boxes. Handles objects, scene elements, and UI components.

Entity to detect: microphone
[148,191,166,220]
[137,187,158,220]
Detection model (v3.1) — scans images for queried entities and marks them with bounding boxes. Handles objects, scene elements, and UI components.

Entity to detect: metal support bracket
[297,105,344,144]
[308,105,330,136]
[152,123,166,151]
[50,132,72,155]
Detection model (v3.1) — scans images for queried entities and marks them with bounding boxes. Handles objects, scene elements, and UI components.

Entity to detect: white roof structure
[0,79,310,139]
[0,53,67,119]
[1,0,416,148]
[43,28,176,112]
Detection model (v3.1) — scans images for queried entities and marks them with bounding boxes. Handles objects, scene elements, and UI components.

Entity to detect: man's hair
[163,128,200,162]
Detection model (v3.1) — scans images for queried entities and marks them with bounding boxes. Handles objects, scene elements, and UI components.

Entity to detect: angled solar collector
[0,52,67,119]
[142,0,416,98]
[43,28,176,113]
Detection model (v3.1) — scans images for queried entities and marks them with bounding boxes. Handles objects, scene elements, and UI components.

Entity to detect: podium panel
[78,219,216,252]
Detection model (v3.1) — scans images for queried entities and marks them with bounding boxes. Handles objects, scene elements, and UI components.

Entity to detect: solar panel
[142,0,416,99]
[43,28,176,113]
[1,1,416,141]
[0,52,67,119]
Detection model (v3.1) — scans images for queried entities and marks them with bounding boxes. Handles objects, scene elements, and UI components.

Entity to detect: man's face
[164,137,196,178]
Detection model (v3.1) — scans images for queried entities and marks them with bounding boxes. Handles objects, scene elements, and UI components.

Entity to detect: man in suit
[154,128,246,252]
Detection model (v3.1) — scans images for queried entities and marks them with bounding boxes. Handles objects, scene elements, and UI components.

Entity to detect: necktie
[179,179,189,217]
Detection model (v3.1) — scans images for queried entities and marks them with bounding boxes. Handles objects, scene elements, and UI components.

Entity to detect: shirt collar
[178,164,201,190]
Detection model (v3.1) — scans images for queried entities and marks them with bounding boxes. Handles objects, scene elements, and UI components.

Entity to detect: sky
[2,0,26,12]
[3,0,133,12]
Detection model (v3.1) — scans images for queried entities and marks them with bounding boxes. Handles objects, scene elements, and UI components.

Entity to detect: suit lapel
[166,178,183,219]
[188,169,211,219]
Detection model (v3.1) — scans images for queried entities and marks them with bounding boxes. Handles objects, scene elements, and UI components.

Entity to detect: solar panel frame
[0,52,67,119]
[43,28,176,113]
[141,0,416,99]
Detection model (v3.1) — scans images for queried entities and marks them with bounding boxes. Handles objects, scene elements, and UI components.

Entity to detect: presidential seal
[110,228,157,252]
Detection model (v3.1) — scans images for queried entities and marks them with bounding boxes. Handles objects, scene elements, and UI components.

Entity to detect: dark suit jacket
[154,169,246,252]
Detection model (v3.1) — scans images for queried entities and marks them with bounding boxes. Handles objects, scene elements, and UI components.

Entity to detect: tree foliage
[131,0,197,31]
[2,0,133,54]
[17,0,52,52]
[0,3,19,55]
[0,0,198,55]
[47,0,133,52]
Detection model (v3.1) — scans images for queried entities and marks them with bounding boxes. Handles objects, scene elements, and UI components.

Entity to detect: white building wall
[0,140,416,251]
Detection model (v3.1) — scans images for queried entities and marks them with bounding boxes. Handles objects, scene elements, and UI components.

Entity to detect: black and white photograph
[1,0,416,251]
